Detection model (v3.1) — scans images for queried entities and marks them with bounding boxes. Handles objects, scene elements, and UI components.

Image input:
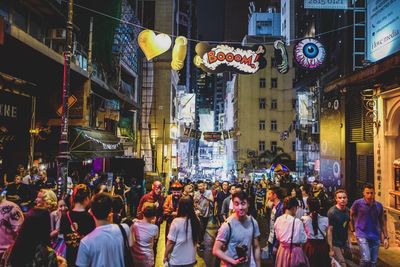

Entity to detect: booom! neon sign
[194,43,266,74]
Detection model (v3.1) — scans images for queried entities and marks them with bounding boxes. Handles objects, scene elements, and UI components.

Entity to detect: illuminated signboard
[367,0,400,62]
[294,38,326,69]
[194,43,266,74]
[304,0,348,10]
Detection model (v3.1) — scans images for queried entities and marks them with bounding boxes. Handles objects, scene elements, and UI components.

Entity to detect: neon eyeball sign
[194,43,266,74]
[294,38,326,69]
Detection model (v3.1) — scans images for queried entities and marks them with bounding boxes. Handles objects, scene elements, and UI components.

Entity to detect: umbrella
[270,163,290,172]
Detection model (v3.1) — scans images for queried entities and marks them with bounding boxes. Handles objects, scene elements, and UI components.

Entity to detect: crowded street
[1,0,400,266]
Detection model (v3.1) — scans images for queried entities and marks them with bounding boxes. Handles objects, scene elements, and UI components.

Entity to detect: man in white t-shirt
[76,193,132,267]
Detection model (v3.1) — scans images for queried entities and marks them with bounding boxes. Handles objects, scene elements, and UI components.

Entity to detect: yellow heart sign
[171,36,188,71]
[138,30,172,61]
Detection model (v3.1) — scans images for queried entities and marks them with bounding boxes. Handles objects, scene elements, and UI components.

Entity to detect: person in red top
[163,181,183,242]
[137,181,165,222]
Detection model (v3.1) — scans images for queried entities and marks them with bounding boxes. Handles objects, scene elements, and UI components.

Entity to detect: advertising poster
[319,92,344,193]
[367,0,400,62]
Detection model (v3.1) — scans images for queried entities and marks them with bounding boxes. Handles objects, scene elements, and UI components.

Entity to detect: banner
[203,132,222,142]
[194,43,267,74]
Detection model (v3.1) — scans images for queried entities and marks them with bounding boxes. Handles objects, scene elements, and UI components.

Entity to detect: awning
[69,127,124,159]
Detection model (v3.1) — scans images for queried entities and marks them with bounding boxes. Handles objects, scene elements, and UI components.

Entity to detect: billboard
[304,0,348,9]
[367,0,400,62]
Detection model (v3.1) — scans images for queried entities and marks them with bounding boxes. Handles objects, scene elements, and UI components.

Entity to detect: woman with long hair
[111,176,130,217]
[163,196,200,267]
[302,197,330,267]
[59,184,95,266]
[291,187,306,218]
[1,208,66,266]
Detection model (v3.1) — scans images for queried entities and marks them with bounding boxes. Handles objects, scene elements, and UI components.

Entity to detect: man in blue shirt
[350,184,389,267]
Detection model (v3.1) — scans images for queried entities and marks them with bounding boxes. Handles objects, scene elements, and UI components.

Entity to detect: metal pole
[56,0,73,198]
[29,96,36,169]
[161,118,165,173]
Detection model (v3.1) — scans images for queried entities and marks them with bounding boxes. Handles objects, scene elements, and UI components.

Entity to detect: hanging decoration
[194,43,267,74]
[294,38,326,69]
[273,40,289,74]
[183,127,238,141]
[171,36,188,71]
[138,29,172,60]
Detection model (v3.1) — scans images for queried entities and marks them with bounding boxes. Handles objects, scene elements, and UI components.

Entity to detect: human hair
[307,197,321,236]
[334,189,347,198]
[112,195,124,215]
[283,196,299,211]
[222,181,229,186]
[143,204,157,218]
[9,208,51,266]
[363,184,374,191]
[234,183,243,190]
[91,193,113,220]
[177,196,200,244]
[269,186,283,200]
[232,190,249,202]
[71,184,91,206]
[293,187,305,209]
[38,189,58,212]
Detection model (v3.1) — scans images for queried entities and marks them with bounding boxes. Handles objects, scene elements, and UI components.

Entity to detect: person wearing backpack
[75,193,132,267]
[213,191,261,267]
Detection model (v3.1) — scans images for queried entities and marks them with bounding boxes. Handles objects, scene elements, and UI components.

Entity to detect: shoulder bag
[118,224,134,267]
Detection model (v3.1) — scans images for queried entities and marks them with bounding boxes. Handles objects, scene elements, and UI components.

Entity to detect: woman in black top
[59,184,95,266]
[111,176,130,217]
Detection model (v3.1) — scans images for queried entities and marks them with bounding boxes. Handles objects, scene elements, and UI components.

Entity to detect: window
[271,57,277,68]
[259,120,265,130]
[271,99,277,110]
[256,21,272,28]
[271,78,278,88]
[292,141,296,152]
[292,98,297,109]
[259,98,266,109]
[271,141,277,152]
[259,141,266,152]
[271,120,277,131]
[259,78,266,88]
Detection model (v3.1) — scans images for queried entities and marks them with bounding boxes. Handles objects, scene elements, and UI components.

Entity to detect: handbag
[288,217,309,267]
[118,224,134,267]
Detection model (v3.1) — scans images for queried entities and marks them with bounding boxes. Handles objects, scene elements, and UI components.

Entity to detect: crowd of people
[0,165,391,267]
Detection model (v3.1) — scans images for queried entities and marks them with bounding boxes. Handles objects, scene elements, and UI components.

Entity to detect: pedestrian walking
[60,184,95,266]
[163,181,183,241]
[50,199,68,257]
[327,189,351,267]
[194,180,214,251]
[266,186,283,258]
[274,197,309,267]
[302,197,330,267]
[216,181,230,224]
[350,184,389,267]
[164,196,200,267]
[131,204,159,267]
[221,184,237,221]
[75,193,132,267]
[291,187,306,218]
[255,183,266,218]
[213,191,261,267]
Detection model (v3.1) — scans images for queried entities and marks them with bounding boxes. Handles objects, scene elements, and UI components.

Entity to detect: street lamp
[56,0,73,197]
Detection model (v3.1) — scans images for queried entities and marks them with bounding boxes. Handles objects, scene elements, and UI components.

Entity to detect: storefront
[0,75,34,184]
[325,51,400,246]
